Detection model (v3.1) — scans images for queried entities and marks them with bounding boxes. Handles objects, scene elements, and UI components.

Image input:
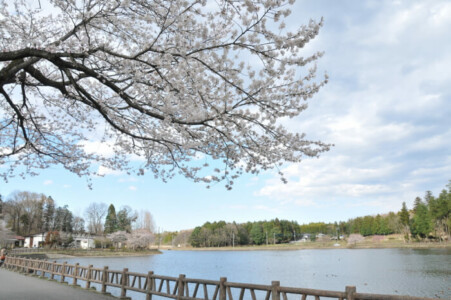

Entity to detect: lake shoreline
[16,249,163,259]
[168,241,451,252]
[13,240,450,258]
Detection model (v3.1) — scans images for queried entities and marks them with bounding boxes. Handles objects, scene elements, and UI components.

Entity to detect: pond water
[57,248,450,299]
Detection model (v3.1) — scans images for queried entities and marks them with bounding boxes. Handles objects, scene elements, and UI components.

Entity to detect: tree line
[0,191,154,238]
[347,182,450,240]
[1,191,77,237]
[189,219,301,247]
[188,181,450,247]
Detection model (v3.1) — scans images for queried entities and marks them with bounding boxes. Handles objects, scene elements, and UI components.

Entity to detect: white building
[73,236,95,249]
[24,233,46,248]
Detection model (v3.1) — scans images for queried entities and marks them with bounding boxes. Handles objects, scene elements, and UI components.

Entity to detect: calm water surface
[58,248,450,299]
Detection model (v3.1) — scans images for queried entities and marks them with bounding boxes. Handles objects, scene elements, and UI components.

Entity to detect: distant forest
[1,181,449,249]
[188,181,450,247]
[0,192,153,237]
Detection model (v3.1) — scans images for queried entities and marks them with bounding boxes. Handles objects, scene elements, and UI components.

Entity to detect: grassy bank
[15,248,162,258]
[172,234,451,251]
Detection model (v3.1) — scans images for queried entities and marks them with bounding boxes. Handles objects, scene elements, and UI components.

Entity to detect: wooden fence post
[32,259,38,276]
[50,261,57,280]
[219,277,227,300]
[86,264,93,289]
[26,258,32,273]
[177,274,186,300]
[22,257,27,273]
[20,257,24,272]
[10,256,14,269]
[345,286,356,300]
[120,268,129,299]
[35,259,40,275]
[39,259,45,278]
[101,266,109,293]
[60,261,67,283]
[146,271,154,300]
[72,263,79,286]
[271,281,280,300]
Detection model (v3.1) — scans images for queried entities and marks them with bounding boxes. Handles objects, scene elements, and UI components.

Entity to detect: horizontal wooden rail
[3,256,436,300]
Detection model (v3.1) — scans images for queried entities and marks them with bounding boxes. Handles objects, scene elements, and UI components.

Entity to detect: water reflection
[58,248,450,299]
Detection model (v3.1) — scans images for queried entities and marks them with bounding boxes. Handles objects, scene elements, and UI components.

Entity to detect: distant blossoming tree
[127,228,155,250]
[0,0,330,187]
[107,230,128,249]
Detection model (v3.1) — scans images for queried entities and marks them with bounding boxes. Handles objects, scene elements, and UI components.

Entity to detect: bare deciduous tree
[173,229,193,247]
[0,0,330,188]
[134,210,155,233]
[3,191,45,236]
[85,202,107,235]
[72,216,85,235]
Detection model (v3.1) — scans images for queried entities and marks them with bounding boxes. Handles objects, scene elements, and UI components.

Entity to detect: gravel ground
[0,268,119,300]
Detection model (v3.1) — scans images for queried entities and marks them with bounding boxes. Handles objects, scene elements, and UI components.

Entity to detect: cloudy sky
[2,0,450,231]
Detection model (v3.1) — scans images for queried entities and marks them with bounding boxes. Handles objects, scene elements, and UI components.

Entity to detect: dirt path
[0,268,118,300]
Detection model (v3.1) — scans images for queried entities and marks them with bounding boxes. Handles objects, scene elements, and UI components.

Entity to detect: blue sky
[1,0,450,231]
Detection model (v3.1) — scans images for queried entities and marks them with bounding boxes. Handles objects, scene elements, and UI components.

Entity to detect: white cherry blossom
[0,0,330,187]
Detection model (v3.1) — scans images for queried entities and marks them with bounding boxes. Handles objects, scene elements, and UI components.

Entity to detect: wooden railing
[3,256,435,300]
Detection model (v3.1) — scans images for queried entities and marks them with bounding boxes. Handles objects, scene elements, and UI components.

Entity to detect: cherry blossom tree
[127,228,155,249]
[107,230,128,249]
[0,0,330,187]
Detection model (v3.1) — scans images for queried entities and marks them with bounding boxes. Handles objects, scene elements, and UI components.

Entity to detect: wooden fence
[10,247,75,254]
[3,256,435,300]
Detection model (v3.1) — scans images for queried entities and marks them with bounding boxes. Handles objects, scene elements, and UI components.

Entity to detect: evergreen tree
[399,202,410,226]
[116,206,136,233]
[360,216,374,236]
[431,189,450,237]
[250,223,264,245]
[386,212,400,234]
[43,196,55,232]
[189,227,203,247]
[61,205,73,233]
[424,191,434,205]
[104,204,118,234]
[413,197,422,213]
[410,202,433,239]
[237,224,250,245]
[36,196,45,232]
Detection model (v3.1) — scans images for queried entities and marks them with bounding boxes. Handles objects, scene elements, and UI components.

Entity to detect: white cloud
[81,141,116,158]
[43,180,53,185]
[255,0,450,216]
[409,129,451,152]
[128,185,137,191]
[293,199,318,207]
[80,140,145,162]
[97,166,124,176]
[118,177,139,183]
[62,184,71,188]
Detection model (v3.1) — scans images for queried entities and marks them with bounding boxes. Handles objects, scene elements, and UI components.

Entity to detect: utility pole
[232,232,235,248]
[266,231,268,246]
[273,232,275,245]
